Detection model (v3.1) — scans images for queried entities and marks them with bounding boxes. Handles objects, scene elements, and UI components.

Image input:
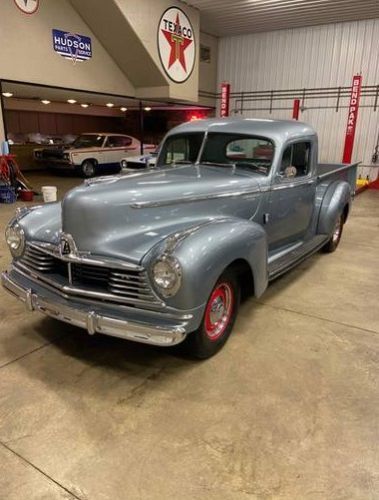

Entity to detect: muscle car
[34,133,156,177]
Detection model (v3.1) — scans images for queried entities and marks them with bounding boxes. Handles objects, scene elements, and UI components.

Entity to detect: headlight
[152,256,182,297]
[63,153,70,161]
[5,223,25,257]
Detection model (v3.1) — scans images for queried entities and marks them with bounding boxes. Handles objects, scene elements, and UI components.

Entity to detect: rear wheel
[184,270,240,359]
[322,214,344,253]
[80,160,96,178]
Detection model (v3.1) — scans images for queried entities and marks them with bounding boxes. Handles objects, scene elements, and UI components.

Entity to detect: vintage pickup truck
[34,133,156,177]
[3,119,357,359]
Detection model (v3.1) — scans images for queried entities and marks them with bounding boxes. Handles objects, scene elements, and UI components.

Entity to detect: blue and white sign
[52,29,92,63]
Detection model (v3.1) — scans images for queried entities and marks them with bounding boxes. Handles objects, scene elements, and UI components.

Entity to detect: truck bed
[317,162,358,193]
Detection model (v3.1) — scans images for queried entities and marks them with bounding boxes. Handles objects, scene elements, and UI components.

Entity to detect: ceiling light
[144,107,152,111]
[2,92,13,98]
[120,107,127,112]
[67,99,77,104]
[41,100,51,105]
[81,103,89,108]
[106,103,114,108]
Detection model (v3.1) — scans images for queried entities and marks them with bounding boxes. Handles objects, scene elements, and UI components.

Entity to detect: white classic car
[34,133,156,177]
[120,148,159,170]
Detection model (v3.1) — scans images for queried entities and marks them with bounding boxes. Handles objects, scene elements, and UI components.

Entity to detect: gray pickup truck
[2,118,357,358]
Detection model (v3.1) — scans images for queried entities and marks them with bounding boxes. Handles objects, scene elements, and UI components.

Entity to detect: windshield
[201,133,274,175]
[158,132,274,174]
[72,134,104,149]
[158,133,204,166]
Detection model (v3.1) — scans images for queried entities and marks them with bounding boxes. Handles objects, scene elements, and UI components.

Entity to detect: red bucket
[19,189,34,202]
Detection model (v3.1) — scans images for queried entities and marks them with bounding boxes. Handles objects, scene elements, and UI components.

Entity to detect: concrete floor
[0,172,378,500]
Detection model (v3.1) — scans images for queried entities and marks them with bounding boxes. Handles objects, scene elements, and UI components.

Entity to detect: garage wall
[0,0,134,96]
[217,19,379,165]
[199,32,218,108]
[5,110,124,137]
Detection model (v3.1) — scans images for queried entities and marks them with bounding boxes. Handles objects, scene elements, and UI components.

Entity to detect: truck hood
[28,165,263,264]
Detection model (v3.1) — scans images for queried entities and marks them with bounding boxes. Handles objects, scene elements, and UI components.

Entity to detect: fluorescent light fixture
[106,103,114,108]
[67,99,77,104]
[41,100,51,104]
[120,107,127,112]
[81,103,89,108]
[144,106,152,111]
[2,92,13,98]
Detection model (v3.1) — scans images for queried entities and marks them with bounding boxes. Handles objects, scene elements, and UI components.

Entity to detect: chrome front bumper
[1,271,187,346]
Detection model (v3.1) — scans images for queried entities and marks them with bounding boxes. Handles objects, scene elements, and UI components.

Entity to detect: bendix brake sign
[158,7,196,83]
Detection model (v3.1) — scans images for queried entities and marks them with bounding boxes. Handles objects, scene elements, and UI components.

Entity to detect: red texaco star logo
[161,13,193,72]
[158,7,195,82]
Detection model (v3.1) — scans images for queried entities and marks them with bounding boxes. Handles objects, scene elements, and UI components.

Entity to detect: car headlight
[5,223,25,257]
[63,153,70,161]
[152,256,182,297]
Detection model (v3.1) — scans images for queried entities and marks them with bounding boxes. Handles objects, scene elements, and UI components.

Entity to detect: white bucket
[42,186,57,203]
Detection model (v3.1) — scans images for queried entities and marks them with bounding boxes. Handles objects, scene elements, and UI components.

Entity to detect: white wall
[218,19,379,167]
[0,0,135,96]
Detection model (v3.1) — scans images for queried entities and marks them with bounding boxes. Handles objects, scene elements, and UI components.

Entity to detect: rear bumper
[1,270,188,346]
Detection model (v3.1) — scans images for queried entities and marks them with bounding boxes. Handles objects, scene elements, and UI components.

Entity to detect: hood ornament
[59,232,79,258]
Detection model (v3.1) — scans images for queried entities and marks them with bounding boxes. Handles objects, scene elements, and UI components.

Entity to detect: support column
[0,82,7,145]
[139,101,144,155]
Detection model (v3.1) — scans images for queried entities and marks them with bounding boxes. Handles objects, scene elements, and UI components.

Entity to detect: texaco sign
[13,0,39,14]
[158,7,195,83]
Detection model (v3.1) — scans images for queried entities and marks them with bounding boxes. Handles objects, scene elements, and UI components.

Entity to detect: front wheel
[80,160,96,178]
[183,270,240,359]
[321,214,344,253]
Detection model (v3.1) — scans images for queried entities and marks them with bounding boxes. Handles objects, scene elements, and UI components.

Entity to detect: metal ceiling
[185,0,379,36]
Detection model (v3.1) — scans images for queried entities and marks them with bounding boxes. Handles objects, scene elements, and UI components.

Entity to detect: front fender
[317,181,351,235]
[143,218,268,311]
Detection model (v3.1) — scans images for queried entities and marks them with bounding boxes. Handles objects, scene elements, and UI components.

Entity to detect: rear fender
[317,181,351,235]
[143,218,268,311]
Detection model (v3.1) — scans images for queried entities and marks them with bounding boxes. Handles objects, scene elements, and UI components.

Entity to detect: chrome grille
[71,263,109,287]
[21,246,55,272]
[19,244,159,306]
[109,271,156,301]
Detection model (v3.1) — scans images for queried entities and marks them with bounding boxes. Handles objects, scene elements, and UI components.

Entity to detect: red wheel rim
[204,282,234,341]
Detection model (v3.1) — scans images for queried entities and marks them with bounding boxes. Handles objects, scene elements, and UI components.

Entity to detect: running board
[268,235,328,281]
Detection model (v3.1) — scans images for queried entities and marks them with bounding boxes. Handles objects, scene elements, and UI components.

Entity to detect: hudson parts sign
[52,29,92,64]
[158,7,195,83]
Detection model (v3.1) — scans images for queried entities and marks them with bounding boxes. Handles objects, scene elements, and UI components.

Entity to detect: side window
[279,142,311,178]
[107,136,132,148]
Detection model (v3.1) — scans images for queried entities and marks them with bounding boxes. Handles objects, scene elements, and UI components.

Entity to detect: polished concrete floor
[0,172,378,500]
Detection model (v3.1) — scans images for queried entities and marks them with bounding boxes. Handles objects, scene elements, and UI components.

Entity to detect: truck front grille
[19,244,159,307]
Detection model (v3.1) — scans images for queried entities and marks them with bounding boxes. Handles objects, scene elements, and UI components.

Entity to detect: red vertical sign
[292,99,300,120]
[342,74,362,164]
[220,82,231,117]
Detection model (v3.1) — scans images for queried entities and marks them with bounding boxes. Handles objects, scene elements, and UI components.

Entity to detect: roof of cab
[166,117,316,143]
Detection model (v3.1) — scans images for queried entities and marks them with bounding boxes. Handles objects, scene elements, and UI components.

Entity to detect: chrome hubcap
[209,297,226,324]
[205,283,234,341]
[83,163,94,176]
